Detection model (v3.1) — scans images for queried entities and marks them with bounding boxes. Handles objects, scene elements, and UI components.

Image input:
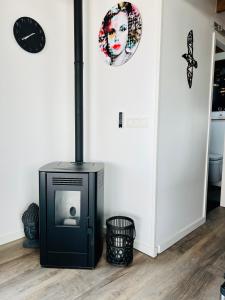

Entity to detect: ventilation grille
[52,177,83,186]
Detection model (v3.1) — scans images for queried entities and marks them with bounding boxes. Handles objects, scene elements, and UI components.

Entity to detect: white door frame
[214,33,225,208]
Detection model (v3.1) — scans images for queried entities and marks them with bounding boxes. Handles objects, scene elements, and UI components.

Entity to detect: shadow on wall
[183,0,216,17]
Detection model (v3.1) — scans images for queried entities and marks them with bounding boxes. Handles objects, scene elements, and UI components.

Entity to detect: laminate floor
[1,207,225,300]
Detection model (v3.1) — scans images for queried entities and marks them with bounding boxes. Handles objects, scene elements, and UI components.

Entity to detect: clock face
[13,17,46,53]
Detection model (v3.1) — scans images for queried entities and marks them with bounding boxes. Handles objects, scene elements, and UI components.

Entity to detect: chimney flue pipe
[74,0,83,164]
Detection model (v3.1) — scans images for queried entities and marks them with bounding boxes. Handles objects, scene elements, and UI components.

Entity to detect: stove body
[39,162,104,269]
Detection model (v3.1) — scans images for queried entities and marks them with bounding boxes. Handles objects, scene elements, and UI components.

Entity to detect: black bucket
[221,281,225,300]
[106,216,136,266]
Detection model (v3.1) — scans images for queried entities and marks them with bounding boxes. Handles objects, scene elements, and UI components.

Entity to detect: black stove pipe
[74,0,83,164]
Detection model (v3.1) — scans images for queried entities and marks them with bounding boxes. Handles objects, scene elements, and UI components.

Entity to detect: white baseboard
[0,231,24,246]
[134,239,157,258]
[157,217,205,254]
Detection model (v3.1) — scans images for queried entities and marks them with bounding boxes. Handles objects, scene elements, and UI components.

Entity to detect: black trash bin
[106,216,136,266]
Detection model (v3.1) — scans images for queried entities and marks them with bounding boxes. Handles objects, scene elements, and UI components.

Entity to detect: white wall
[220,136,225,206]
[209,120,225,155]
[1,0,219,257]
[87,0,162,256]
[156,0,216,252]
[0,0,75,245]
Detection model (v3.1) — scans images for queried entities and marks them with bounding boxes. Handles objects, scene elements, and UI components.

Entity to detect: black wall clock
[13,17,46,53]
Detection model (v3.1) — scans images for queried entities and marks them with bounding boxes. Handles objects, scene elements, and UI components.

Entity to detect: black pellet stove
[39,162,104,269]
[39,0,104,269]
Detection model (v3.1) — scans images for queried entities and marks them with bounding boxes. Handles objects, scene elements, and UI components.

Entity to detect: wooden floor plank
[0,207,225,300]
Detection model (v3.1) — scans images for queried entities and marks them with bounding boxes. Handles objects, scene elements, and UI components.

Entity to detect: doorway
[207,32,225,213]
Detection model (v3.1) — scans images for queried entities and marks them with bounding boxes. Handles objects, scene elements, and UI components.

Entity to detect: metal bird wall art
[182,30,198,88]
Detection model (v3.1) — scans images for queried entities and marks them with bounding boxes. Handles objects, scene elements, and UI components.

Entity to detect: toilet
[208,153,223,185]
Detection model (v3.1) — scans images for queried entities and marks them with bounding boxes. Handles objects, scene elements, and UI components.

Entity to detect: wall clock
[13,17,46,53]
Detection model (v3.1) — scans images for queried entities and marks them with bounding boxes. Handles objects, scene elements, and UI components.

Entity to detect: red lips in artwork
[113,44,121,50]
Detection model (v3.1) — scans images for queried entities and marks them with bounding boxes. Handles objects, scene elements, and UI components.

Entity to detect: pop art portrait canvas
[98,2,142,66]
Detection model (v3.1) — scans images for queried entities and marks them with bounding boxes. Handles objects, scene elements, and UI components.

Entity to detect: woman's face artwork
[99,2,142,66]
[107,12,128,57]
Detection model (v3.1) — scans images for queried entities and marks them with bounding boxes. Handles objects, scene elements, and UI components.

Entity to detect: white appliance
[208,153,223,185]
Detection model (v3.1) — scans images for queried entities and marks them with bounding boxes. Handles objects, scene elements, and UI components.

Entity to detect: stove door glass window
[55,191,81,226]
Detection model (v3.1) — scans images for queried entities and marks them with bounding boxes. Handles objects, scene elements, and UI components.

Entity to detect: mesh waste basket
[106,216,135,266]
[221,281,225,300]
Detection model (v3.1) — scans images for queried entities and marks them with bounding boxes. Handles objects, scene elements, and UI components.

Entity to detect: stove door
[46,173,90,267]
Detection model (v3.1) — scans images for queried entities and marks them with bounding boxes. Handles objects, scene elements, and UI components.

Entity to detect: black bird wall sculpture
[182,30,198,88]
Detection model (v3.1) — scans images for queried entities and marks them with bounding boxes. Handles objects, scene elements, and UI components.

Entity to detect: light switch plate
[125,116,150,128]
